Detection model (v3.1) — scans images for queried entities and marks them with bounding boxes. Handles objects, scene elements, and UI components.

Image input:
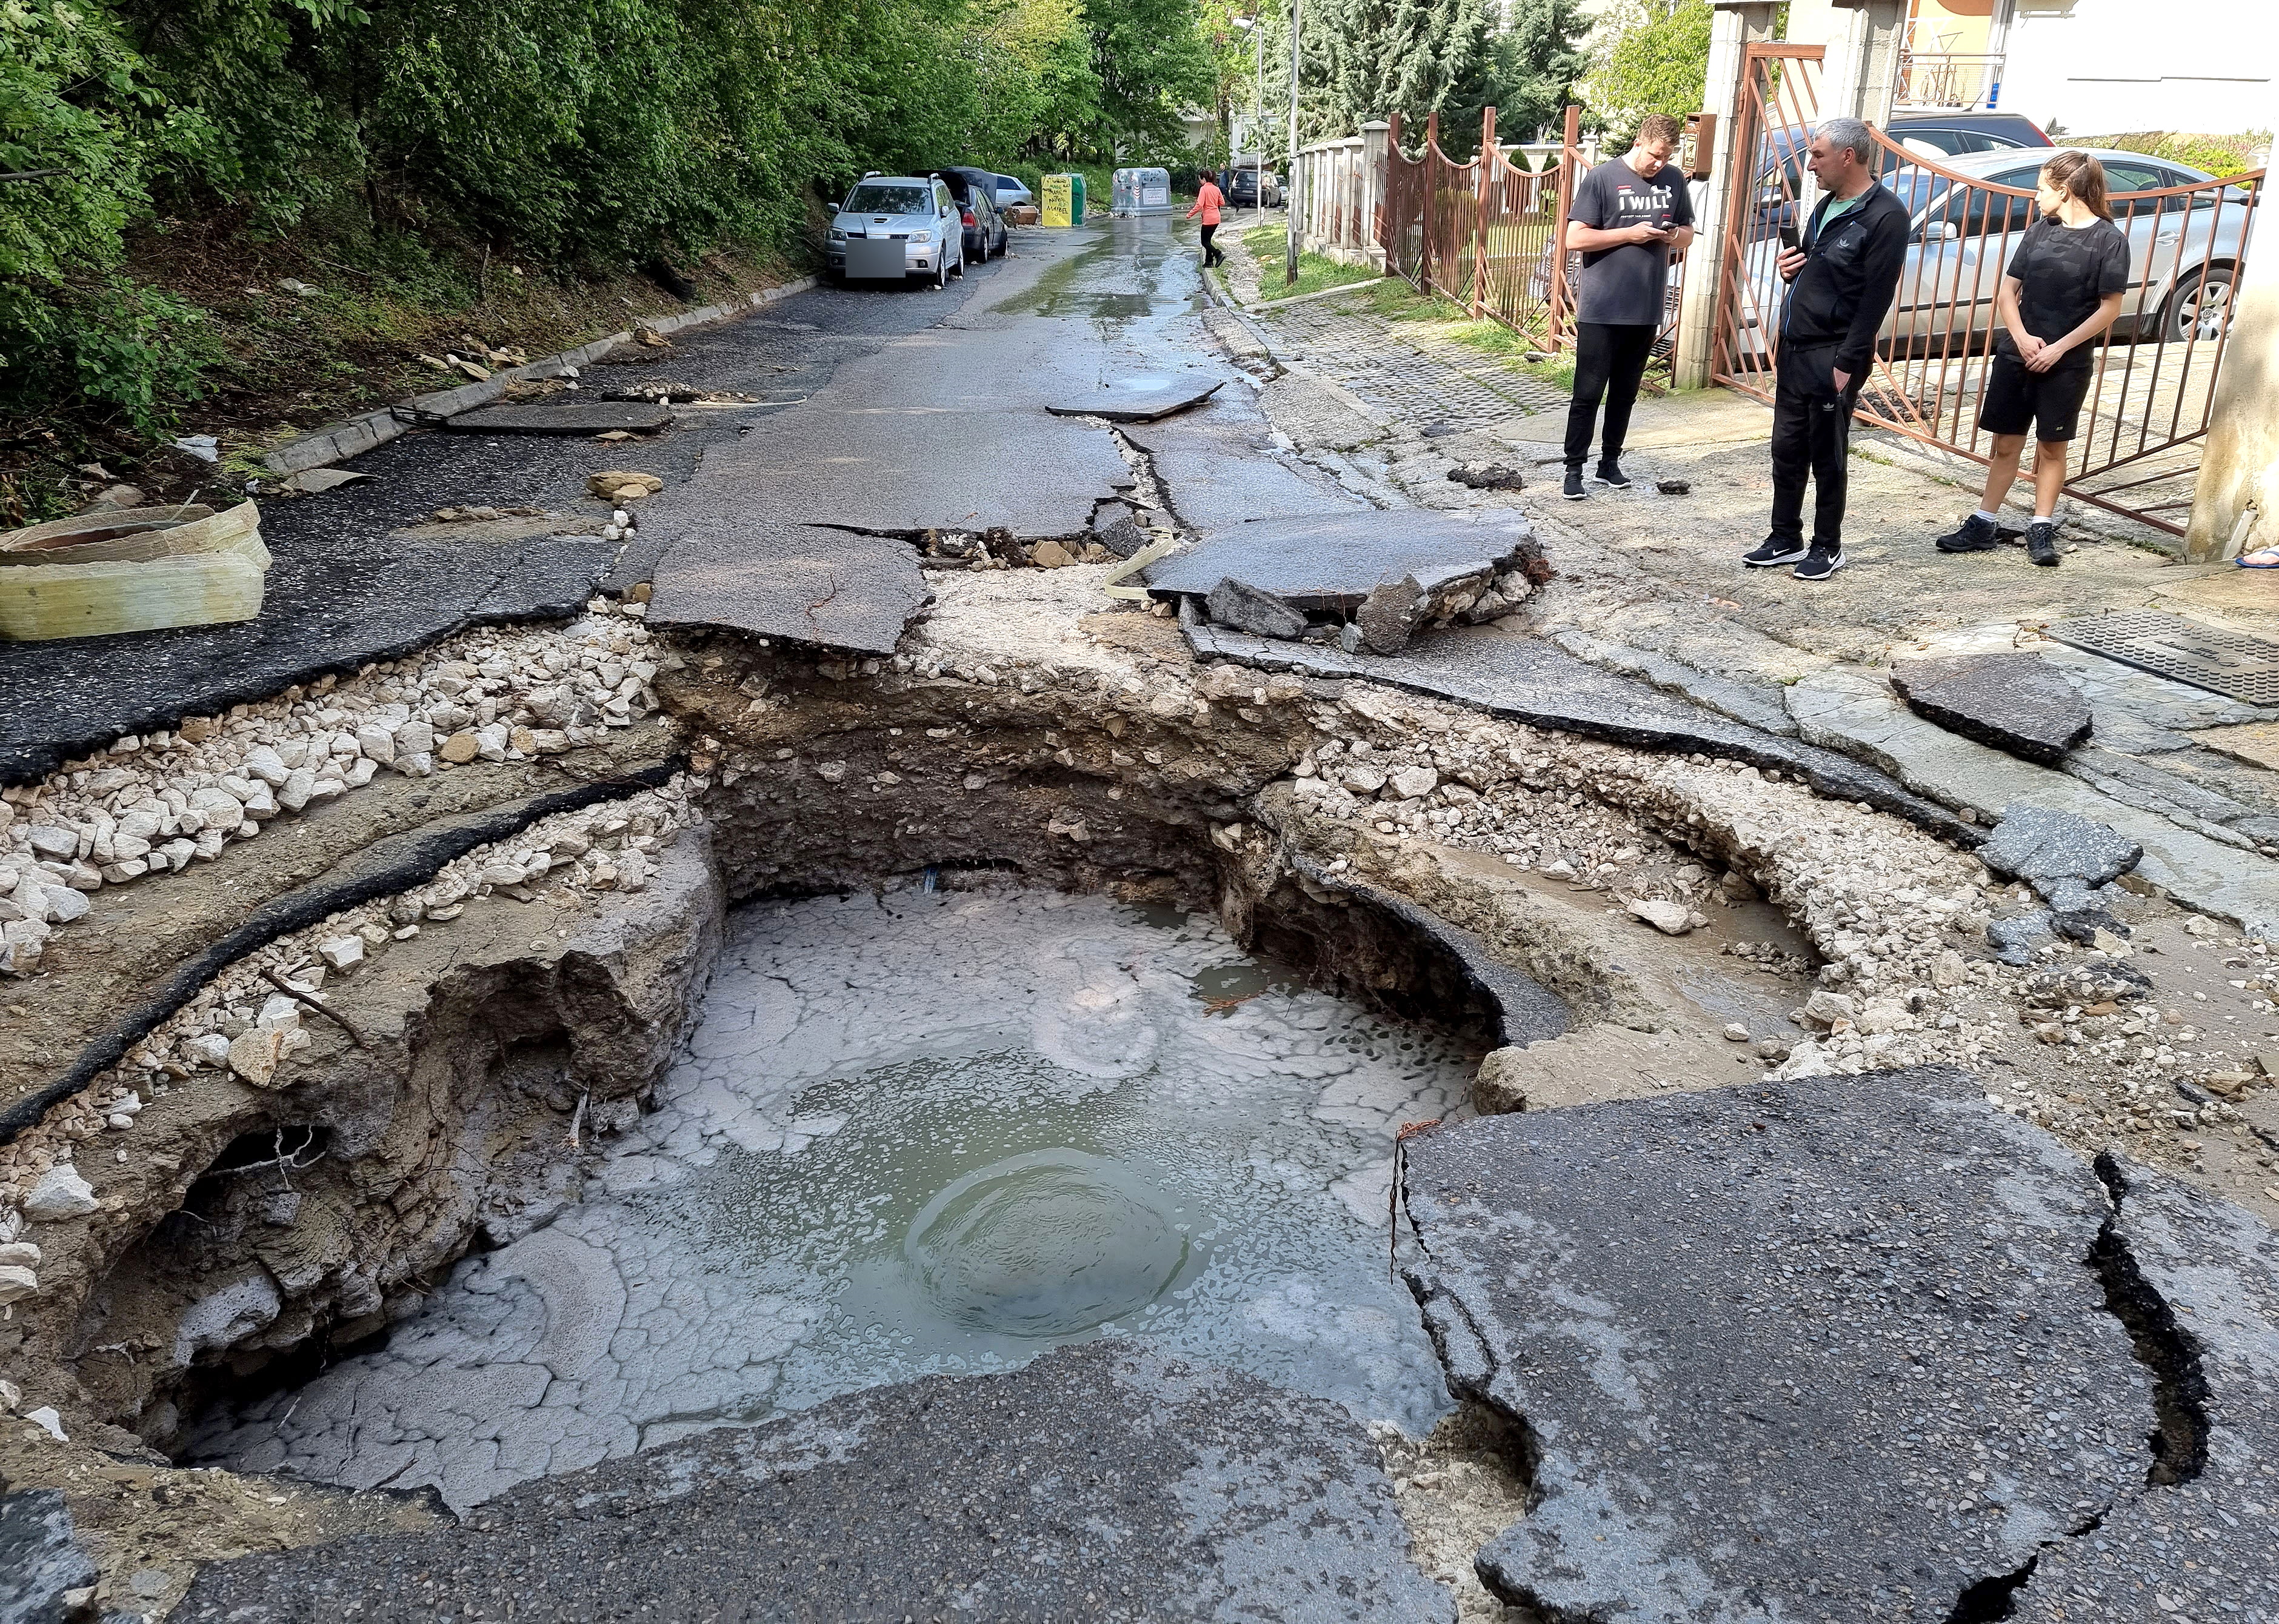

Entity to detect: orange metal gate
[1710,44,2264,536]
[1378,106,1688,381]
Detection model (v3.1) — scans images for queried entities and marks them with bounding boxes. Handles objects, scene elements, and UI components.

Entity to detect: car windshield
[845,184,929,215]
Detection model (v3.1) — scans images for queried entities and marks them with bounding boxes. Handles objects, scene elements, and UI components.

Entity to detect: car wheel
[932,253,948,290]
[2163,267,2233,344]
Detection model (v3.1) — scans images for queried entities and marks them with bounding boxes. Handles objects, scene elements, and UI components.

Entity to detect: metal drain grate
[2045,610,2279,706]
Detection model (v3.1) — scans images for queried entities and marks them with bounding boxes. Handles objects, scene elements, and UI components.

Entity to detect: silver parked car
[828,174,966,288]
[1733,147,2255,359]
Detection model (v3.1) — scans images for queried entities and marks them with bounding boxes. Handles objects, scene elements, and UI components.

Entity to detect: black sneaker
[1741,536,1807,568]
[1792,544,1847,581]
[2027,519,2060,566]
[1935,512,2001,553]
[1562,468,1586,501]
[1591,459,1631,490]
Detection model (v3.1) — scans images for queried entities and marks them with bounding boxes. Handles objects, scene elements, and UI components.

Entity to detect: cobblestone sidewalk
[1258,293,1567,431]
[1212,219,1566,432]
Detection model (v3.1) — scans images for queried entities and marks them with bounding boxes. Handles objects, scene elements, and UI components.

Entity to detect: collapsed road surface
[2,214,2277,1624]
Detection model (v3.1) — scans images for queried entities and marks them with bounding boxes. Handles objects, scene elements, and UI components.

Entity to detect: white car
[829,175,966,288]
[1732,147,2256,361]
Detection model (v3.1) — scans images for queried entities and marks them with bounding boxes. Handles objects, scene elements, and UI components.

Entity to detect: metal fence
[1378,106,1689,382]
[1712,42,2264,537]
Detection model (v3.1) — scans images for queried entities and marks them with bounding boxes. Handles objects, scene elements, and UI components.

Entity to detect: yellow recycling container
[1041,174,1087,228]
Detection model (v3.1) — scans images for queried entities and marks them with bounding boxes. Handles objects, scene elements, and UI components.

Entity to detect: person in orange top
[1187,176,1226,267]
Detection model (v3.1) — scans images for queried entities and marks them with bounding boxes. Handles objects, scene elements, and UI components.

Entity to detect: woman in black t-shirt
[1932,151,2129,567]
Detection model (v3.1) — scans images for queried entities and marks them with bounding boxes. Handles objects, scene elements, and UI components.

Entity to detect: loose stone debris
[1150,511,1550,654]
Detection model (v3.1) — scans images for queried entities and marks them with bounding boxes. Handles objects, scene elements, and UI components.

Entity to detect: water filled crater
[190,884,1477,1509]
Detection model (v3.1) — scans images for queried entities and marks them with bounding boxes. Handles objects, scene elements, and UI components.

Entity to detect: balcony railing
[1895,50,2004,111]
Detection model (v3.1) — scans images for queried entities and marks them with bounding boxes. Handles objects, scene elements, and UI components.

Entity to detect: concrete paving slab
[1889,652,2093,764]
[443,401,675,434]
[1147,511,1535,611]
[1047,376,1224,421]
[645,527,931,656]
[1185,622,1976,839]
[2014,1157,2279,1624]
[178,1340,1455,1623]
[1399,1068,2155,1623]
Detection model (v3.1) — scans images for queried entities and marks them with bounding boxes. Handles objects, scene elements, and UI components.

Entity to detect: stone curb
[0,760,679,1144]
[261,278,820,478]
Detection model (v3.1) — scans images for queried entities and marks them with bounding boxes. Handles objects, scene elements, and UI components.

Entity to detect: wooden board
[443,402,675,435]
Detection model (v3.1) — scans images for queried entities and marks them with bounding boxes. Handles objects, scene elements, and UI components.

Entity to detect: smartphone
[1778,221,1800,252]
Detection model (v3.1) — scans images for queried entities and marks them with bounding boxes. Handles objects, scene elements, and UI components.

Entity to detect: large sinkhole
[185,883,1484,1509]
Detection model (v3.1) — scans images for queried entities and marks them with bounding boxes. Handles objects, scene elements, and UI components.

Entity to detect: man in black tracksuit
[1740,118,1909,581]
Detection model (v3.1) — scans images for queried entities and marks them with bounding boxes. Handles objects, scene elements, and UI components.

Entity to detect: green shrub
[2074,131,2270,179]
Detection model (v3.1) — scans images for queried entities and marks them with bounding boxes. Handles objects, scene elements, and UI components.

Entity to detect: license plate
[847,238,906,280]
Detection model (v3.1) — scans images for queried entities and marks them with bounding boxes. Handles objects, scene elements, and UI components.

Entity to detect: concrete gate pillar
[1674,1,1784,390]
[1361,121,1390,269]
[2184,86,2279,562]
[1787,0,1904,125]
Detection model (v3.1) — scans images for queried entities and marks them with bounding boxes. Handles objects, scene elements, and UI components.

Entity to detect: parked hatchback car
[1885,111,2052,159]
[1733,147,2256,359]
[1226,166,1283,209]
[939,170,1010,263]
[827,174,965,287]
[992,174,1035,208]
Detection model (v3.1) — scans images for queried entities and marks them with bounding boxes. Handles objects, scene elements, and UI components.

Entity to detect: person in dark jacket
[1740,117,1910,581]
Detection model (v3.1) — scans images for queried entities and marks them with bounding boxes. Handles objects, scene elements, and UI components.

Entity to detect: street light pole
[1284,0,1300,286]
[1253,5,1264,230]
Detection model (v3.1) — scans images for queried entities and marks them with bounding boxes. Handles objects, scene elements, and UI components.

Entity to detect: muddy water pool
[190,885,1478,1509]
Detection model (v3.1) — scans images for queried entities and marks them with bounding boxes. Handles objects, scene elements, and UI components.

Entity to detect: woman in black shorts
[1932,150,2129,567]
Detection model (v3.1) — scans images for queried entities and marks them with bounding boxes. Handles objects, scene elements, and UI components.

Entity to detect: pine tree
[1492,0,1591,144]
[1313,0,1499,153]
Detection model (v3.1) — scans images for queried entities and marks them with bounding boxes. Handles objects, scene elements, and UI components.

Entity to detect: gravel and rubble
[0,780,703,1308]
[0,600,666,977]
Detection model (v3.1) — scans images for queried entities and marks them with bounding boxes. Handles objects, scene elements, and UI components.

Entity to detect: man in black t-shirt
[1932,150,2131,567]
[1559,114,1695,501]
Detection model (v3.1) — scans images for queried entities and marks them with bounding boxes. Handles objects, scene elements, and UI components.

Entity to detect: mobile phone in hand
[1777,221,1800,251]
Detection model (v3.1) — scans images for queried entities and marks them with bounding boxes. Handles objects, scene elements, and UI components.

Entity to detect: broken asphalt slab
[2,533,616,787]
[1146,511,1537,611]
[1046,374,1224,422]
[1889,652,2092,764]
[1399,1067,2159,1622]
[1979,804,2144,891]
[2014,1155,2279,1623]
[177,1340,1455,1623]
[443,401,676,436]
[1783,667,2279,933]
[1185,621,1978,840]
[644,403,1133,542]
[644,527,932,656]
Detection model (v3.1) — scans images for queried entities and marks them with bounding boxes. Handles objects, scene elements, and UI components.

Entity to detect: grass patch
[1237,227,1381,303]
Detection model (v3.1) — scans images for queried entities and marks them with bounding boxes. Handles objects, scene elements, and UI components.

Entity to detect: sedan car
[827,174,966,287]
[992,175,1035,208]
[939,170,1010,263]
[1732,147,2256,360]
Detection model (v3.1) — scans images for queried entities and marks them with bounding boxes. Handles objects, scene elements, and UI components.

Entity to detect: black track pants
[1563,322,1656,470]
[1200,224,1222,266]
[1769,339,1859,548]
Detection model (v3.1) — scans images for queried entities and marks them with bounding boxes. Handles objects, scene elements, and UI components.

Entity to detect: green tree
[1581,0,1711,138]
[1084,0,1213,159]
[1313,0,1498,153]
[1490,0,1589,145]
